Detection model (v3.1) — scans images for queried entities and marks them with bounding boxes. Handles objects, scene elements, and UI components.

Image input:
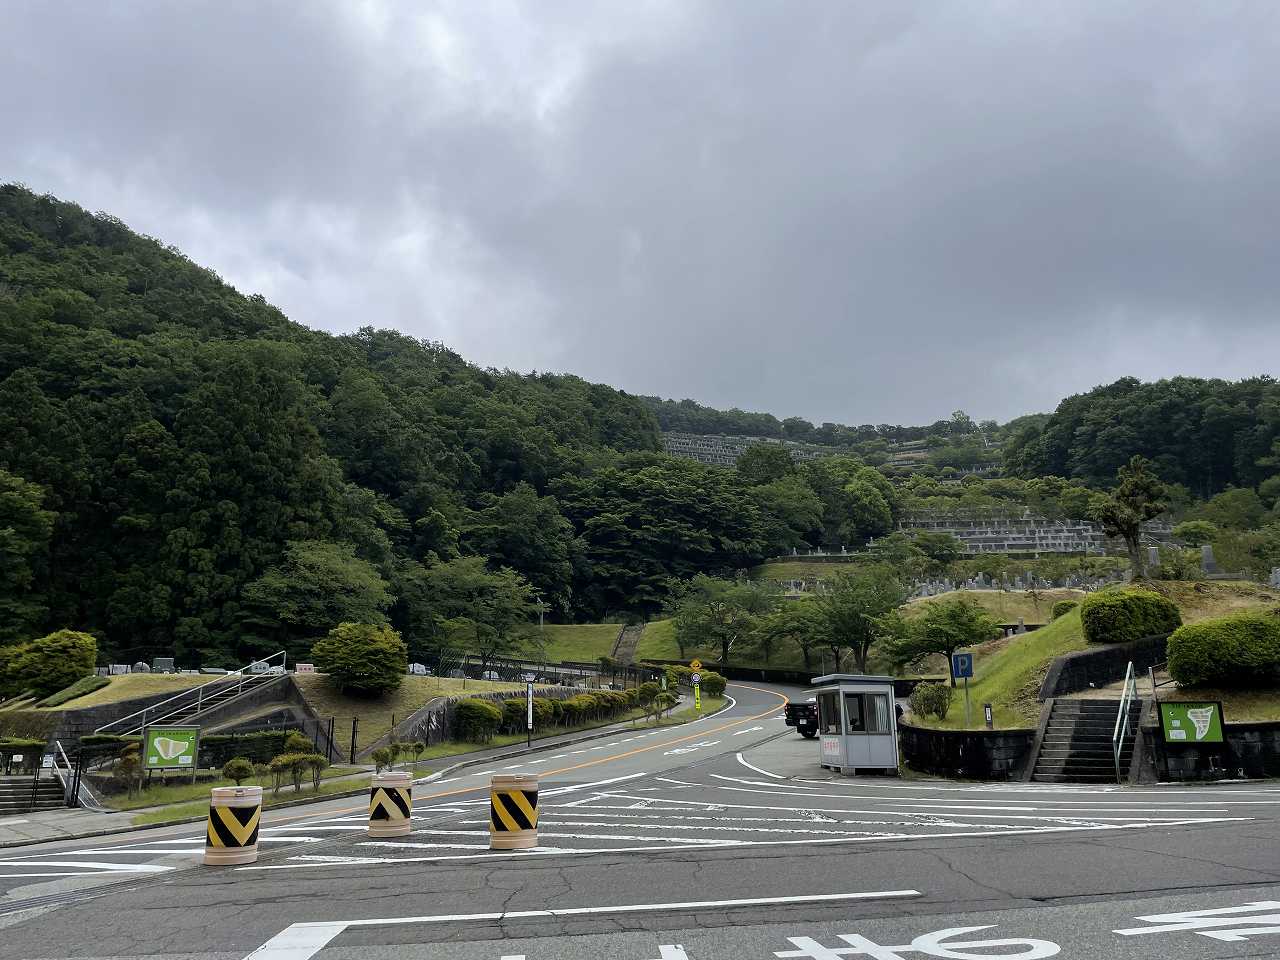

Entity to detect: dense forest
[1003,377,1280,497]
[3,186,1279,671]
[0,186,808,665]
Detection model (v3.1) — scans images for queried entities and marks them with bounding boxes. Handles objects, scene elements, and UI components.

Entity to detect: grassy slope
[753,560,860,581]
[293,674,534,756]
[534,623,621,663]
[634,619,811,670]
[915,580,1280,730]
[37,673,212,710]
[903,588,1084,624]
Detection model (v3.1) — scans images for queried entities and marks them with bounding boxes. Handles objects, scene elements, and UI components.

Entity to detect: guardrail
[1112,660,1137,783]
[94,650,287,736]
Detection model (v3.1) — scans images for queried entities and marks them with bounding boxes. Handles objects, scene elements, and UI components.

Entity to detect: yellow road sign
[689,659,702,671]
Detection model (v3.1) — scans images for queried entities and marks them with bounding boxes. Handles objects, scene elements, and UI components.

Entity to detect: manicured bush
[7,629,98,698]
[637,681,660,706]
[454,698,503,743]
[269,752,312,792]
[908,683,954,721]
[699,671,727,698]
[310,622,407,696]
[36,674,110,707]
[221,757,255,785]
[531,698,554,729]
[0,736,47,772]
[1167,613,1280,688]
[1079,589,1182,645]
[1050,600,1078,621]
[303,753,328,789]
[283,731,315,753]
[199,730,298,768]
[500,698,527,734]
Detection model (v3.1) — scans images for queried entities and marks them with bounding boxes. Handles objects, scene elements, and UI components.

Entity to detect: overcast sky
[5,3,1279,425]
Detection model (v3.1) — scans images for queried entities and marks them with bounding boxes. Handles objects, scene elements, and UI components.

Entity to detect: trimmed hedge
[36,674,110,707]
[1079,589,1182,645]
[454,699,503,743]
[1167,613,1280,688]
[1051,600,1079,621]
[199,730,299,768]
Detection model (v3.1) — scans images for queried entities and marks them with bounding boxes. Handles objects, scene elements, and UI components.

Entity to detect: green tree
[7,629,97,698]
[1172,520,1219,548]
[670,575,776,668]
[813,566,906,673]
[754,600,825,668]
[748,476,824,553]
[1088,456,1168,577]
[885,598,1000,686]
[422,557,539,669]
[243,540,391,656]
[736,444,795,485]
[310,622,407,697]
[0,470,55,642]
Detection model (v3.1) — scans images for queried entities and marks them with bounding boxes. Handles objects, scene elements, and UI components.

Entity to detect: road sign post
[691,671,702,711]
[526,680,534,749]
[951,652,974,728]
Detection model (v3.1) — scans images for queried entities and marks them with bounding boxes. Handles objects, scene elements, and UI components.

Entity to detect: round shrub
[283,731,314,753]
[699,671,727,698]
[7,629,98,698]
[454,698,503,743]
[531,697,554,728]
[637,681,660,706]
[500,698,527,734]
[1051,599,1078,621]
[1079,589,1182,645]
[1167,613,1280,688]
[310,622,407,696]
[221,757,255,785]
[908,683,954,721]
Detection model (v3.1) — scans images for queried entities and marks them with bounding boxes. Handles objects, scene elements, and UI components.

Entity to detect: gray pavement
[1,681,1279,960]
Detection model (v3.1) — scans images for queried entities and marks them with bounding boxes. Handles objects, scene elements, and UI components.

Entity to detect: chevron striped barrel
[204,786,262,865]
[489,774,539,849]
[368,771,413,838]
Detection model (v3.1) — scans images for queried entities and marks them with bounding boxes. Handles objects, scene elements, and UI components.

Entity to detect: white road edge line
[242,889,922,960]
[736,752,787,780]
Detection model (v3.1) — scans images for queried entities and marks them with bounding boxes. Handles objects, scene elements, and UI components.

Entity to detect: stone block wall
[1142,721,1280,781]
[898,721,1035,780]
[1038,634,1168,700]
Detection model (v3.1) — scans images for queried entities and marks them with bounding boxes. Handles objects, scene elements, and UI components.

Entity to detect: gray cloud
[4,2,1279,424]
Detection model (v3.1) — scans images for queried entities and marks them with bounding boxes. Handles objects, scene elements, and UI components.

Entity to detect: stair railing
[94,650,287,736]
[1112,660,1137,783]
[53,739,104,810]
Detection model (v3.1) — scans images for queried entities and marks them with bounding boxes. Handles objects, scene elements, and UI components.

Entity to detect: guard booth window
[845,692,891,734]
[817,692,840,734]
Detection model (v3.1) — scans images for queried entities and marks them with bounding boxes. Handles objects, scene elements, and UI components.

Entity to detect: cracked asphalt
[2,681,1280,959]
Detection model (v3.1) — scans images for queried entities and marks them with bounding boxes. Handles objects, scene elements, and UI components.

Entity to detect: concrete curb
[0,693,731,849]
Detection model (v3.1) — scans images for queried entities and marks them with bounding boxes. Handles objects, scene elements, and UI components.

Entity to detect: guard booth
[810,674,899,775]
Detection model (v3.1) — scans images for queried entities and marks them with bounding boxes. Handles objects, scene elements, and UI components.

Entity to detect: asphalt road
[2,681,1279,960]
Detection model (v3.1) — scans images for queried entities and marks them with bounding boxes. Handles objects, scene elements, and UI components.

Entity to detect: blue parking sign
[951,652,974,679]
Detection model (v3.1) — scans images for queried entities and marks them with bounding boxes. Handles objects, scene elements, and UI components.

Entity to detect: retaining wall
[898,720,1035,780]
[1141,720,1280,781]
[1038,634,1168,700]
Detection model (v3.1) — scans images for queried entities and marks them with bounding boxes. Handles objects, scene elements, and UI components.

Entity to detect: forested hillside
[0,186,795,666]
[1004,376,1280,497]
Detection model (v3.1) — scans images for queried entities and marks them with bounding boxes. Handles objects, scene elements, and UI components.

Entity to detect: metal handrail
[53,739,103,810]
[1112,661,1137,783]
[93,650,287,735]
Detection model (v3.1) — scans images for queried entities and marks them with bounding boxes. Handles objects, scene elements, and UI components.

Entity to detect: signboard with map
[1158,701,1224,744]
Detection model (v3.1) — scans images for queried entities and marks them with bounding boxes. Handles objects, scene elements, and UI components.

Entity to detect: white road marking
[736,752,787,779]
[0,860,173,877]
[242,889,922,960]
[732,726,765,736]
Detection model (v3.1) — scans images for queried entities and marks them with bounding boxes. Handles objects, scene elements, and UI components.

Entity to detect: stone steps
[1031,698,1141,784]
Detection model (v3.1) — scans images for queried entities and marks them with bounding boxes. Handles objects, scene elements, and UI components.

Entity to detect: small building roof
[810,674,896,685]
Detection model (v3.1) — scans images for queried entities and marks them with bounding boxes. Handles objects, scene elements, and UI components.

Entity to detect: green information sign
[143,725,200,770]
[1159,702,1224,744]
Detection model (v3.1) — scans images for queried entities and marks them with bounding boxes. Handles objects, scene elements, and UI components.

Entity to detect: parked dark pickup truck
[784,699,819,738]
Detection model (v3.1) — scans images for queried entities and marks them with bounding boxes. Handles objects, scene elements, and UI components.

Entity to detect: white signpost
[526,681,534,748]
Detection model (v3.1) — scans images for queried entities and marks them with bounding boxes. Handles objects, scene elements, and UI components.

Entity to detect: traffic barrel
[489,773,539,849]
[368,770,413,838]
[204,785,262,866]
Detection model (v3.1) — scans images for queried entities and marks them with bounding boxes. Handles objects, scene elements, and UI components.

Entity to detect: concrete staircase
[0,775,64,815]
[1031,699,1141,783]
[612,624,646,665]
[95,673,280,737]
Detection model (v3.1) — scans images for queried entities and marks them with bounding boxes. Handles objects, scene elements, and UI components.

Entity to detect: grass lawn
[294,674,538,757]
[533,623,622,663]
[103,764,361,811]
[912,609,1091,730]
[634,619,812,671]
[1158,687,1280,723]
[903,588,1084,625]
[38,672,213,710]
[131,775,373,826]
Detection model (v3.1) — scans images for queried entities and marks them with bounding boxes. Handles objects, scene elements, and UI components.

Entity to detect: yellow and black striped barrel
[368,770,413,838]
[489,773,539,849]
[204,785,262,865]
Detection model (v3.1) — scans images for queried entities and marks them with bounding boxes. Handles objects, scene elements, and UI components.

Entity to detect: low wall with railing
[1138,720,1280,782]
[1038,635,1169,700]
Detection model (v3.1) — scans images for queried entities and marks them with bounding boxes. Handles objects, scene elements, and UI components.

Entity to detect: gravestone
[1147,546,1160,571]
[110,664,129,676]
[151,657,175,674]
[1201,544,1220,575]
[1271,567,1280,588]
[131,662,150,673]
[1016,618,1026,634]
[408,662,428,676]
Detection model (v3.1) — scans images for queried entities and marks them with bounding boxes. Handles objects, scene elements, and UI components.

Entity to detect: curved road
[2,681,1280,960]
